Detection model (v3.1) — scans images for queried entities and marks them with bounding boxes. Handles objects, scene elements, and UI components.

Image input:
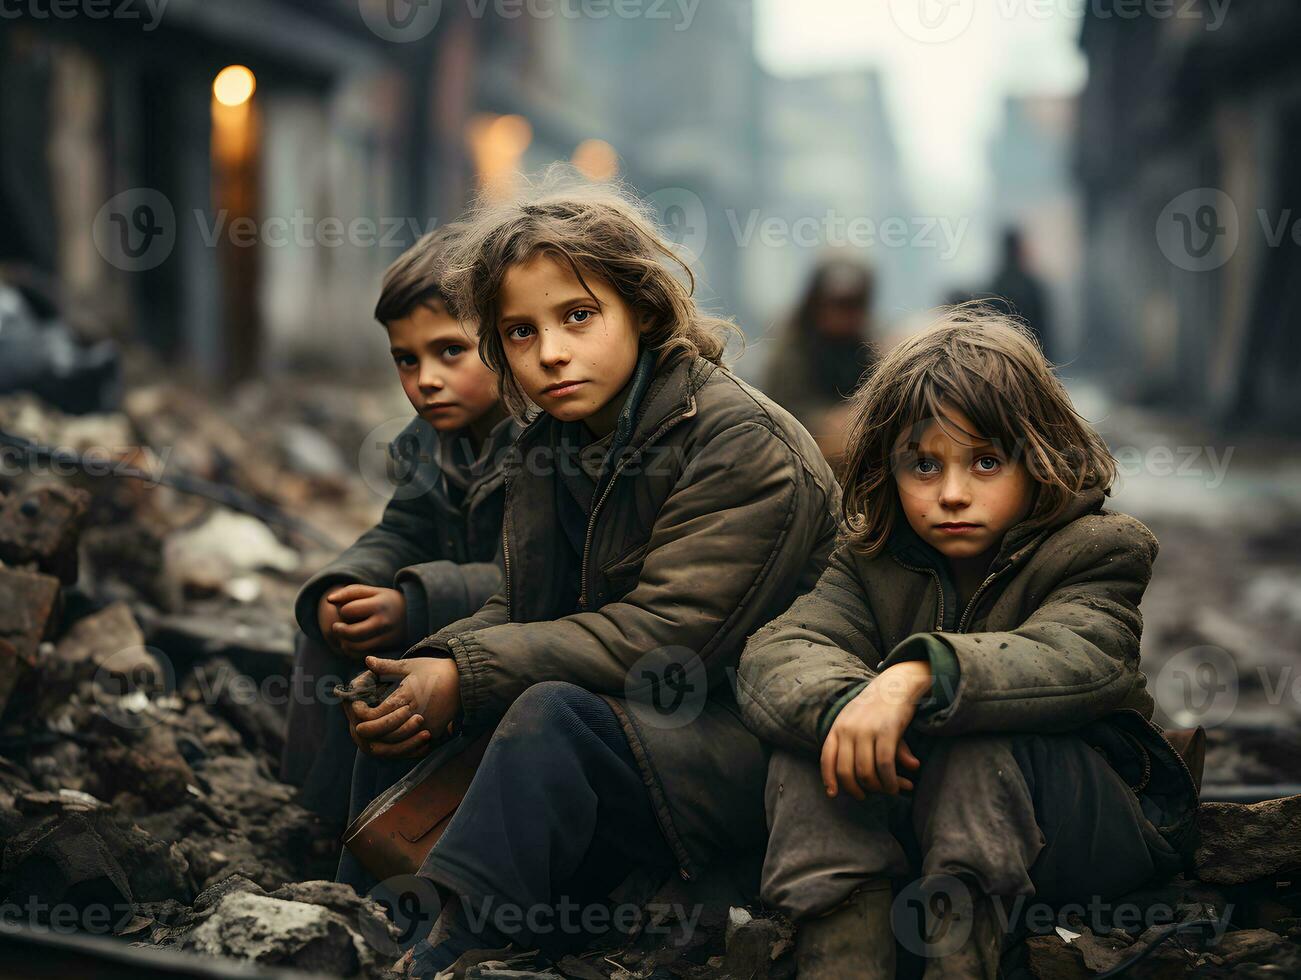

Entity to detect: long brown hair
[839,303,1117,555]
[441,166,741,419]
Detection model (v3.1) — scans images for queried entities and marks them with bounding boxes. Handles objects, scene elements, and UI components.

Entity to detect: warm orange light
[213,66,256,108]
[571,139,618,181]
[467,114,534,198]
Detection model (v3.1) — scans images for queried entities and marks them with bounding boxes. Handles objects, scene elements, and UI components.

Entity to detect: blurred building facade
[0,0,761,384]
[1077,0,1301,427]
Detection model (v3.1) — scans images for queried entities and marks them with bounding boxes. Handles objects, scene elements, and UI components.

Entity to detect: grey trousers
[762,732,1181,925]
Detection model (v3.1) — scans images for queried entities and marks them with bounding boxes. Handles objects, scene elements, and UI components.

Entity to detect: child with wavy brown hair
[343,169,841,972]
[738,305,1200,979]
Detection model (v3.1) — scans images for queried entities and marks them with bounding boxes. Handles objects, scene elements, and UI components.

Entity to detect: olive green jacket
[408,354,841,878]
[737,489,1200,856]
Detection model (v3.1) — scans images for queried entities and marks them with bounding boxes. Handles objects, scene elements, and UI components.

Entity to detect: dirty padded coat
[407,354,842,879]
[736,487,1201,859]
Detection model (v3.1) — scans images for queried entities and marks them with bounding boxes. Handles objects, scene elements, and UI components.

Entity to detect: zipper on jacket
[501,472,514,619]
[576,399,697,611]
[890,557,946,631]
[957,567,1007,633]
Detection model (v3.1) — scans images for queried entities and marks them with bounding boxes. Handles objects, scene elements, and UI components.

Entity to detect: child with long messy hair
[738,306,1200,979]
[343,169,841,972]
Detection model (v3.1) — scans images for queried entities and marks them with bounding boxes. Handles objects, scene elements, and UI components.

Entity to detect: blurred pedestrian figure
[764,257,876,463]
[982,227,1053,360]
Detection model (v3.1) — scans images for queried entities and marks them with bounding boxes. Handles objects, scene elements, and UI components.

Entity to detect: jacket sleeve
[736,545,884,754]
[879,514,1158,735]
[409,421,834,729]
[394,560,503,645]
[293,489,441,647]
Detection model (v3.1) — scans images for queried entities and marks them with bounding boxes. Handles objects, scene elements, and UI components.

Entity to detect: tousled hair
[373,222,466,326]
[839,303,1117,555]
[440,166,741,419]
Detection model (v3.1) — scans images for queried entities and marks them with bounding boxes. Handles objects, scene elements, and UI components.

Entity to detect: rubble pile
[0,383,1298,979]
[0,383,401,975]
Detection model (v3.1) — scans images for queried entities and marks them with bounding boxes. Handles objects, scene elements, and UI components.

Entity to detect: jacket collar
[516,350,713,458]
[388,413,518,509]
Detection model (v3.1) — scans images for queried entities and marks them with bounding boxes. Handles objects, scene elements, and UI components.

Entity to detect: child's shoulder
[687,361,838,490]
[1039,507,1160,571]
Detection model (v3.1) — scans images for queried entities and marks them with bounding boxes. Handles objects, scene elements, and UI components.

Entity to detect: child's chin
[425,413,465,431]
[930,536,988,558]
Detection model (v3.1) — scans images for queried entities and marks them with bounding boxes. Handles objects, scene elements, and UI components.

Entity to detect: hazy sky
[755,0,1086,211]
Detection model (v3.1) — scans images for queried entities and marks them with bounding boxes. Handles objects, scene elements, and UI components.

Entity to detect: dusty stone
[183,892,361,975]
[178,657,286,759]
[0,564,60,714]
[144,605,295,680]
[192,873,267,914]
[0,484,89,583]
[1211,927,1299,967]
[0,812,132,917]
[178,887,399,979]
[1195,796,1301,885]
[163,510,298,602]
[50,600,162,692]
[1024,934,1091,979]
[92,735,194,810]
[722,912,780,980]
[269,880,401,963]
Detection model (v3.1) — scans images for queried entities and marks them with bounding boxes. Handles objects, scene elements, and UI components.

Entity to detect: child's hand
[345,656,461,758]
[322,585,407,659]
[821,661,932,800]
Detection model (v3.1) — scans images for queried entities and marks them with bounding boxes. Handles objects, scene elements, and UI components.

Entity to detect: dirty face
[495,253,646,435]
[893,404,1034,563]
[386,301,500,433]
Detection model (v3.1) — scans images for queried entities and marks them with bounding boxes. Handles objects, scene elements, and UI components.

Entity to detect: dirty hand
[345,656,461,758]
[320,585,407,659]
[821,660,932,800]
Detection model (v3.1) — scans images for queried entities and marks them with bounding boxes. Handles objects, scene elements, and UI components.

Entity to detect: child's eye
[913,458,940,475]
[505,324,535,342]
[975,455,1002,472]
[393,354,417,369]
[442,345,466,360]
[567,308,596,325]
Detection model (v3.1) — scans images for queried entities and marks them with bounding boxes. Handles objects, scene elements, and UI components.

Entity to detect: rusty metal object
[0,485,90,583]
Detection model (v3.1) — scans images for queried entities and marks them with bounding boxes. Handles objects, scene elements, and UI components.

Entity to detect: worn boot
[795,878,896,980]
[919,888,1004,980]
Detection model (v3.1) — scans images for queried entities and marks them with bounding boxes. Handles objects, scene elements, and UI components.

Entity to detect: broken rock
[0,565,60,716]
[0,484,89,583]
[50,600,163,693]
[181,888,399,979]
[1195,795,1301,885]
[163,509,299,601]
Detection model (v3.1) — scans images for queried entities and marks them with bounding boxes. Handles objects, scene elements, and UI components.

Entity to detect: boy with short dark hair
[280,224,516,828]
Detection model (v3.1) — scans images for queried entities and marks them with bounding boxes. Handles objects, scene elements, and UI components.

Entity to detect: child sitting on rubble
[736,307,1201,979]
[341,169,841,974]
[280,224,515,835]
